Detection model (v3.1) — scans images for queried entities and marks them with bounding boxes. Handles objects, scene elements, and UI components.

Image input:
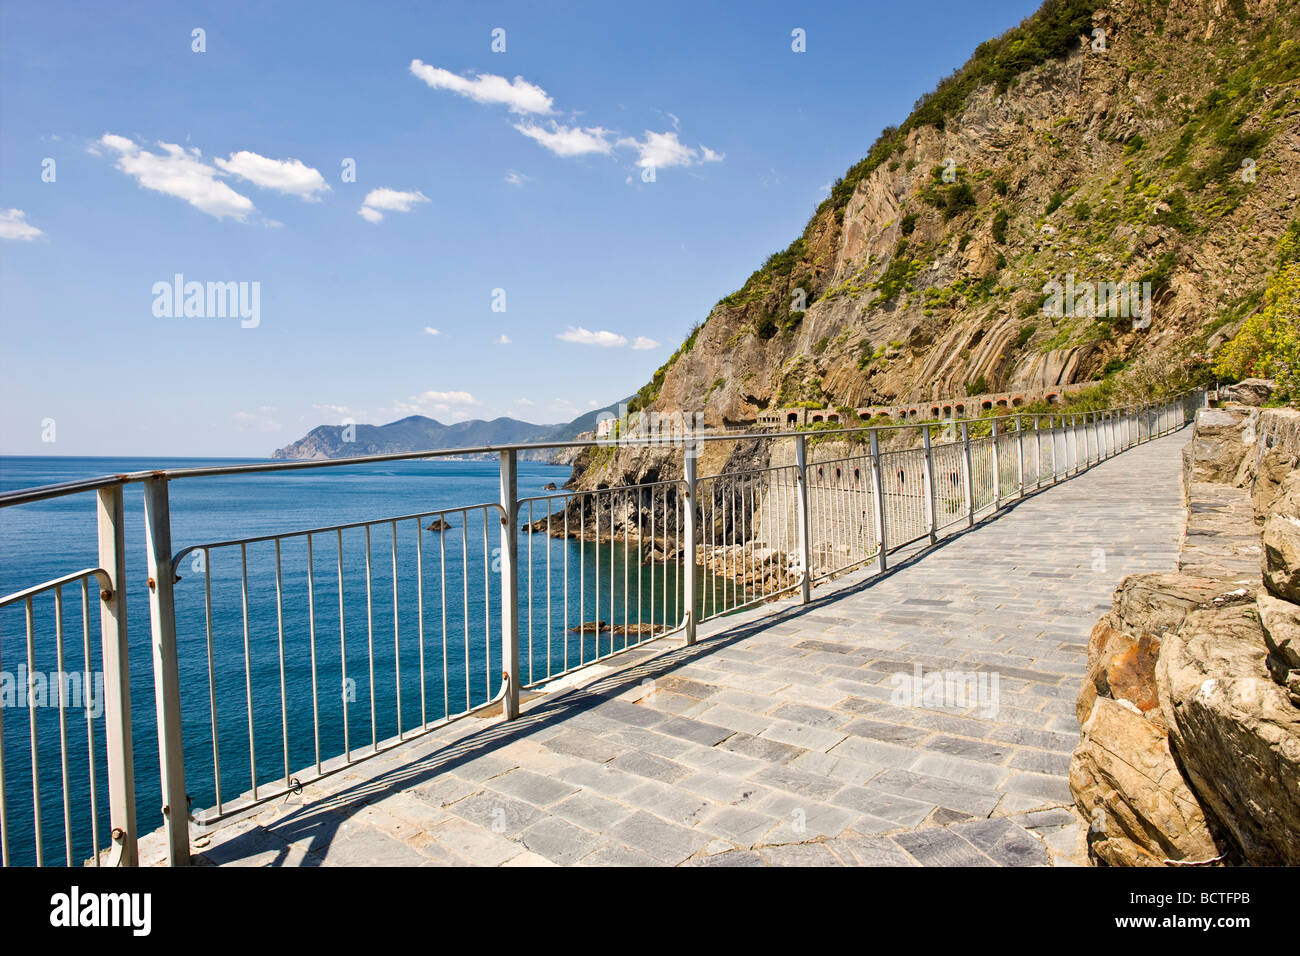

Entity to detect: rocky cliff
[1069,392,1300,865]
[575,0,1300,490]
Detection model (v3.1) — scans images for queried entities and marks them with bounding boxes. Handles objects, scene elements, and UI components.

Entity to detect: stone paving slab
[169,432,1190,867]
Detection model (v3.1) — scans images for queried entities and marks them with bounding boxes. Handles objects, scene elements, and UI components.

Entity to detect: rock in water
[427,518,452,532]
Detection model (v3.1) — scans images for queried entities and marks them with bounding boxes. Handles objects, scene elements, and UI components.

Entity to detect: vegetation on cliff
[1215,223,1300,403]
[578,0,1300,491]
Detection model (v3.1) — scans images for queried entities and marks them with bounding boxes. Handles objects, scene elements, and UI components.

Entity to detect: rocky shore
[1069,387,1300,866]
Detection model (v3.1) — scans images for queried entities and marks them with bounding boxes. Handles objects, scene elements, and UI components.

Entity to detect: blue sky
[0,0,1042,457]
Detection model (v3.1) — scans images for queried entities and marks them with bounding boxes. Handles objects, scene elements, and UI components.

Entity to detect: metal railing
[0,389,1204,866]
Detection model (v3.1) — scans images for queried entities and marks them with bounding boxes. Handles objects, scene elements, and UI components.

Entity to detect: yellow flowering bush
[1214,261,1300,404]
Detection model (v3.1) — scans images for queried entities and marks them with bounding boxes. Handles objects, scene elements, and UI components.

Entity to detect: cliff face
[576,0,1300,489]
[1069,399,1300,866]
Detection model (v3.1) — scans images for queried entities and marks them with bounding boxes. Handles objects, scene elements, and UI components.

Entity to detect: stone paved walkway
[178,431,1190,867]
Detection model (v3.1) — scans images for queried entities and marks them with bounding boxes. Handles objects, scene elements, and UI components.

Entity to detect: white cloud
[416,389,477,405]
[312,403,352,416]
[232,409,282,432]
[504,169,530,186]
[359,187,429,223]
[495,334,512,345]
[390,388,482,419]
[558,326,628,347]
[0,209,43,240]
[423,326,441,336]
[514,122,614,157]
[547,397,580,416]
[631,336,659,350]
[617,130,723,169]
[409,60,553,114]
[514,398,535,407]
[213,151,330,200]
[99,133,256,221]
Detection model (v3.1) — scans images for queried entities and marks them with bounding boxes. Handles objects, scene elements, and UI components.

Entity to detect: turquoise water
[0,455,737,866]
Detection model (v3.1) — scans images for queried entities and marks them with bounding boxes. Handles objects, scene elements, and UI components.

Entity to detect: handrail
[0,388,1206,868]
[0,391,1201,508]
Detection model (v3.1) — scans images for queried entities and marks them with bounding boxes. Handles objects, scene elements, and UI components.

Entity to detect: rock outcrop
[576,0,1300,496]
[1157,602,1300,864]
[1070,400,1300,866]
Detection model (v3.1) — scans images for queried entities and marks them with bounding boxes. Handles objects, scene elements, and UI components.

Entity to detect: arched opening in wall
[787,413,799,425]
[828,414,840,423]
[955,404,965,415]
[930,407,940,417]
[834,467,842,481]
[811,414,823,423]
[816,466,824,483]
[996,399,1008,408]
[1012,397,1023,407]
[982,401,993,411]
[942,406,953,418]
[853,467,861,485]
[1046,393,1059,405]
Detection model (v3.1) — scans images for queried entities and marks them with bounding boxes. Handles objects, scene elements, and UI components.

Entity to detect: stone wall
[1069,398,1300,866]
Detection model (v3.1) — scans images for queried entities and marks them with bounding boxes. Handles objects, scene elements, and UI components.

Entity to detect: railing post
[961,421,975,527]
[683,446,698,645]
[498,450,520,718]
[96,486,136,867]
[794,434,811,605]
[142,476,189,866]
[990,420,1001,510]
[868,430,887,573]
[921,427,937,546]
[1070,415,1079,473]
[1033,415,1042,489]
[1015,415,1025,498]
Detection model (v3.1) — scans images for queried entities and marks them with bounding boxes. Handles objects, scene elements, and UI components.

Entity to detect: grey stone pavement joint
[170,432,1188,868]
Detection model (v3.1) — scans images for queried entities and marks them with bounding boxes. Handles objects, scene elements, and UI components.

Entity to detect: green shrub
[992,209,1010,244]
[900,212,918,235]
[1151,189,1196,234]
[1045,191,1066,215]
[1138,251,1178,296]
[944,182,977,220]
[1215,262,1300,403]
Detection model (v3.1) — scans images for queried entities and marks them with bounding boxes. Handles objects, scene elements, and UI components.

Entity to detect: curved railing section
[0,391,1204,865]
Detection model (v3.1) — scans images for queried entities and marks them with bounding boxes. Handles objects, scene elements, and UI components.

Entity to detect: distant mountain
[271,398,632,461]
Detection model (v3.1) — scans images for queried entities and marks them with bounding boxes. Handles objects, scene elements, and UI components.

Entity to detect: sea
[0,455,734,866]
